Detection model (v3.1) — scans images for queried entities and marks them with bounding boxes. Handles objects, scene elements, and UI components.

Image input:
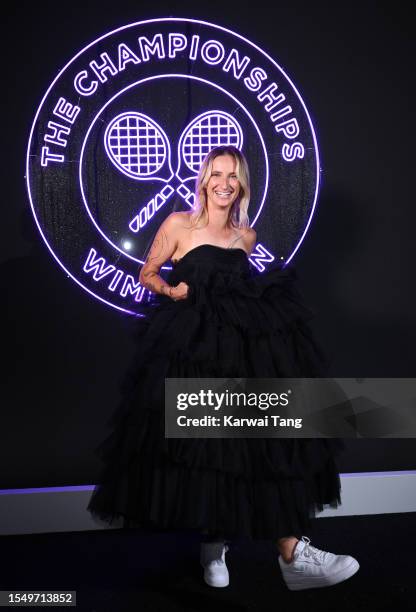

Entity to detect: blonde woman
[87,146,359,591]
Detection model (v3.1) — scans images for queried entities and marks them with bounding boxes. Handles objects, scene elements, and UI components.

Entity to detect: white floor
[0,470,415,536]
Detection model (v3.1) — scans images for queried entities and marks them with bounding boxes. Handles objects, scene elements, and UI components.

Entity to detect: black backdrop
[1,0,415,489]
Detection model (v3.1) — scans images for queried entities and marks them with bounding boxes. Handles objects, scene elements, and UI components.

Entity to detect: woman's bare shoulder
[165,210,193,228]
[241,227,257,252]
[245,227,257,239]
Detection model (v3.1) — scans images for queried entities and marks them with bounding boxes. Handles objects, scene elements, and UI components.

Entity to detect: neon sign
[109,109,244,233]
[26,18,320,315]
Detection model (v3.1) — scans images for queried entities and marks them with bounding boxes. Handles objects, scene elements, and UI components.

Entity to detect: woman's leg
[277,536,300,563]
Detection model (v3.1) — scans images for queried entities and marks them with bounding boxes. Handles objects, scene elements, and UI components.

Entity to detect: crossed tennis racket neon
[104,110,244,234]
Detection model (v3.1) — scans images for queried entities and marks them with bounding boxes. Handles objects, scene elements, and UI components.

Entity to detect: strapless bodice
[168,243,250,278]
[164,243,252,298]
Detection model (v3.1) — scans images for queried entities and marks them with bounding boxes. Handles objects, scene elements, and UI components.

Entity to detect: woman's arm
[234,227,256,256]
[244,227,257,255]
[139,214,188,301]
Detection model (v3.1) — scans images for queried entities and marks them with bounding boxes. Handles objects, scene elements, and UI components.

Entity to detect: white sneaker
[278,536,359,591]
[200,542,230,588]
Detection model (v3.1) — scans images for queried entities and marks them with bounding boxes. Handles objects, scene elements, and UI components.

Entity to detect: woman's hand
[168,282,190,301]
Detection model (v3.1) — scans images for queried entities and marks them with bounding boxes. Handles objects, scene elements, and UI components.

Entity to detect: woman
[87,145,359,591]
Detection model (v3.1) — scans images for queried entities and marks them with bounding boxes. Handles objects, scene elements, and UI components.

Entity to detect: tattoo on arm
[146,227,170,264]
[139,223,178,296]
[147,281,158,293]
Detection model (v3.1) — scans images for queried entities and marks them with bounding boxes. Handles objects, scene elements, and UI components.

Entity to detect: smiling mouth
[214,191,233,197]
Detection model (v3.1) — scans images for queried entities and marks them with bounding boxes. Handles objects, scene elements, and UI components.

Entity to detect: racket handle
[129,184,175,233]
[176,182,195,208]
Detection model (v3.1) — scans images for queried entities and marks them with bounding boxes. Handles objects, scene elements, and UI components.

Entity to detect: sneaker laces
[211,545,229,566]
[299,537,330,565]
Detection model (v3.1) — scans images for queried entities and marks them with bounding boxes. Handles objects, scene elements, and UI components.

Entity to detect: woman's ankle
[277,536,299,563]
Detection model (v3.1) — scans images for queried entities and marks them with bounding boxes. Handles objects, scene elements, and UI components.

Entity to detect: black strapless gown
[87,244,344,540]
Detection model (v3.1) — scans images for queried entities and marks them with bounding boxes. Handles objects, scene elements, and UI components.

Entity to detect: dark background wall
[1,0,414,488]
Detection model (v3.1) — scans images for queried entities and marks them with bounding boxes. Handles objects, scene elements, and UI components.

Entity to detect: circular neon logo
[26,18,320,315]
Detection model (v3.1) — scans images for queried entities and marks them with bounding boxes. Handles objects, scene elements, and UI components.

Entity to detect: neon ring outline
[26,18,319,317]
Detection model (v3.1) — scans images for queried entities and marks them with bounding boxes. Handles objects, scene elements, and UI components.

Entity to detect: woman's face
[206,154,241,210]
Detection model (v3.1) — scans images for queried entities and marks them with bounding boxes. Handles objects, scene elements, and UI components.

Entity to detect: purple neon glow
[26,17,318,316]
[83,247,149,303]
[201,40,226,64]
[128,184,177,235]
[82,244,278,303]
[104,111,170,180]
[179,110,243,172]
[41,147,64,167]
[44,121,71,147]
[79,73,268,266]
[74,70,98,96]
[248,242,275,272]
[0,485,94,496]
[2,471,415,496]
[53,97,81,124]
[128,109,244,233]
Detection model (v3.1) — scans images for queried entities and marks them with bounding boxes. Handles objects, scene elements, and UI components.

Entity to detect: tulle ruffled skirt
[87,264,344,540]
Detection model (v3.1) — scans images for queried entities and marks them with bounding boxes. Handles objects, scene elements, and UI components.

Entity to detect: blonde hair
[189,146,250,230]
